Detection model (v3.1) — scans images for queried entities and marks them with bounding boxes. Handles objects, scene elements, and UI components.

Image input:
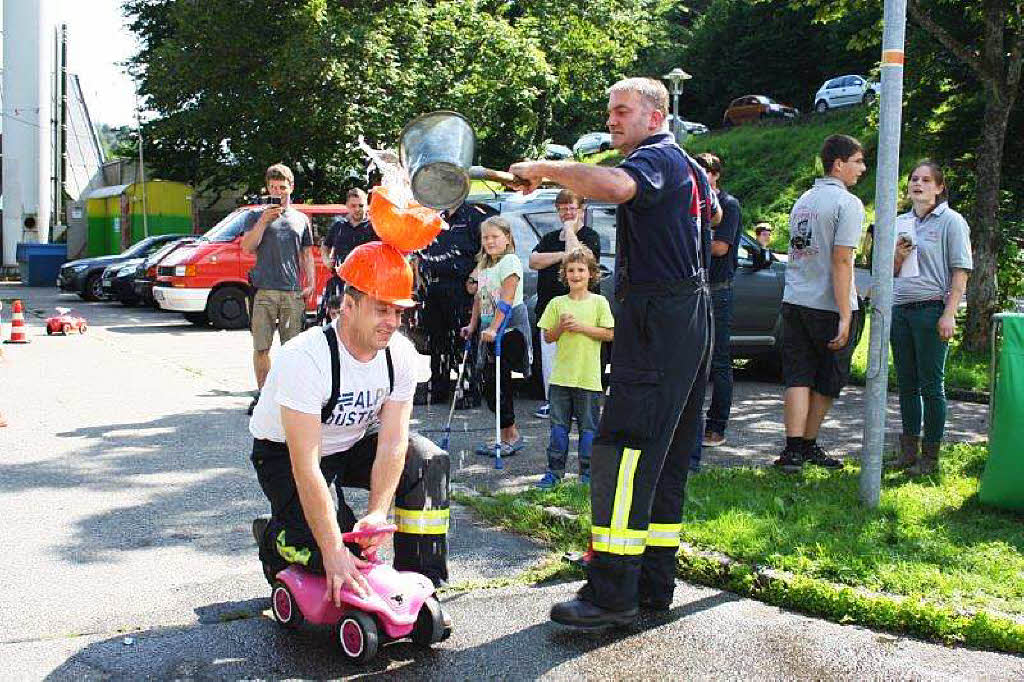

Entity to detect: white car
[572,132,613,156]
[669,115,709,136]
[813,74,880,113]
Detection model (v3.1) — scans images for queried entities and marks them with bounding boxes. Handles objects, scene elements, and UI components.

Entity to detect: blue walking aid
[493,301,512,471]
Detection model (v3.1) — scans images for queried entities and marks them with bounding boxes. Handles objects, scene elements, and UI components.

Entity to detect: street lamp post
[663,67,692,142]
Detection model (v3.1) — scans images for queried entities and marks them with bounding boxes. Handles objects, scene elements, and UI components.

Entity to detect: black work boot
[550,597,638,628]
[890,434,919,470]
[908,441,940,476]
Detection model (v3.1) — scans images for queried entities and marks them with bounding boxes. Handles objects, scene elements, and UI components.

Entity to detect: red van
[153,204,346,329]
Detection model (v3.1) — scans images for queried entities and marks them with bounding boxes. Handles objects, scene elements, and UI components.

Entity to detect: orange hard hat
[339,241,416,308]
[368,185,445,253]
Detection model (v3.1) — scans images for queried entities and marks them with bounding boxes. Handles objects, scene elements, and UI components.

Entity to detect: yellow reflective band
[275,529,312,566]
[610,448,641,532]
[645,523,682,548]
[394,508,450,535]
[591,526,648,556]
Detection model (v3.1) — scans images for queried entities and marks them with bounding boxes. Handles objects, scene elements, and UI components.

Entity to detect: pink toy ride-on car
[269,524,451,663]
[46,307,88,335]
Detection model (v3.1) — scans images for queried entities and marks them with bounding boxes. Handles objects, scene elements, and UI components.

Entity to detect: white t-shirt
[249,321,419,455]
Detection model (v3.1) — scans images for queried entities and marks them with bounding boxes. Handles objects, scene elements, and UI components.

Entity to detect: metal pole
[673,91,680,138]
[860,0,908,507]
[136,93,150,238]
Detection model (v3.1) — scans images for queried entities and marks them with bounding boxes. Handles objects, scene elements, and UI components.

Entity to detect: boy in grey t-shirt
[775,135,867,473]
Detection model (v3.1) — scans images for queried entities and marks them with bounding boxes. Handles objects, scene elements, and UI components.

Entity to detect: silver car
[814,74,879,113]
[572,132,613,156]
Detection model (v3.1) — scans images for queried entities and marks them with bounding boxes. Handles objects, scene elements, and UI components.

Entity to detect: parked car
[133,237,199,307]
[57,234,190,301]
[101,258,145,305]
[152,205,342,329]
[723,95,799,127]
[813,74,879,113]
[572,132,613,156]
[544,143,573,160]
[669,115,710,136]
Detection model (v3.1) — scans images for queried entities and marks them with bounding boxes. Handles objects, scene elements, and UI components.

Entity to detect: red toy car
[46,308,88,335]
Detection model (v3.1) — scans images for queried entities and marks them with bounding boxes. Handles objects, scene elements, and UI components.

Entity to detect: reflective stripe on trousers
[394,507,450,535]
[591,447,648,555]
[646,522,682,548]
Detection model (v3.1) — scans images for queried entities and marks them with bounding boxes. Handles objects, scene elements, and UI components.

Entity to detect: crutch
[440,337,474,452]
[492,302,513,471]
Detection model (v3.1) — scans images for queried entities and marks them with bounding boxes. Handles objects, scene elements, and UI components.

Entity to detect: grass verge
[455,442,1024,653]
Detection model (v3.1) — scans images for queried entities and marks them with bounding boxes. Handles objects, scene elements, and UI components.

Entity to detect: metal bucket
[399,111,475,211]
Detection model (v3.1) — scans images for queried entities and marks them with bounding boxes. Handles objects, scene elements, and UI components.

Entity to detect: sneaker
[806,443,844,470]
[772,448,804,474]
[475,437,525,457]
[536,471,561,489]
[534,402,550,419]
[247,392,260,416]
[702,430,726,447]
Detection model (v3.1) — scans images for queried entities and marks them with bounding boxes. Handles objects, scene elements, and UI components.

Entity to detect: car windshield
[204,210,250,242]
[123,237,160,258]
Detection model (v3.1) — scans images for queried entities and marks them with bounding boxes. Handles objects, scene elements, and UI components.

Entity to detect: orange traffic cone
[4,300,30,344]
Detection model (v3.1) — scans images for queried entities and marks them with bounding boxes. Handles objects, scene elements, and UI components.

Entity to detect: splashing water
[358,136,414,208]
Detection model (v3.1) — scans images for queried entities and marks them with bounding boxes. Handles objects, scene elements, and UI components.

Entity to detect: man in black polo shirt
[529,188,602,418]
[326,188,375,267]
[511,77,721,627]
[695,153,742,451]
[317,188,377,325]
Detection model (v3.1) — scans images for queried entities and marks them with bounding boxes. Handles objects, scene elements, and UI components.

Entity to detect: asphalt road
[0,284,1014,680]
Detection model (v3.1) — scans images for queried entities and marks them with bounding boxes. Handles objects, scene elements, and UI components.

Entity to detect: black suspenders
[321,325,394,423]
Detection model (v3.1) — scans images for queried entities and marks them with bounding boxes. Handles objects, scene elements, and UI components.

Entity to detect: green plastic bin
[979,313,1024,511]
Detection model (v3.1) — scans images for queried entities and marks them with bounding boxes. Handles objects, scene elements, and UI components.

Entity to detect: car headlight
[71,263,89,272]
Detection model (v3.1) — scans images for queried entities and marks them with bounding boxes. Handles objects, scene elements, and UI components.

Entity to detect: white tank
[2,0,55,267]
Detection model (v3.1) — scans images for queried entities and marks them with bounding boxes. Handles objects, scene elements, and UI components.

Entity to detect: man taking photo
[241,163,316,415]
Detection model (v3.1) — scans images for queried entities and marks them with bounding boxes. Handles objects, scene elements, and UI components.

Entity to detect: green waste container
[979,313,1024,511]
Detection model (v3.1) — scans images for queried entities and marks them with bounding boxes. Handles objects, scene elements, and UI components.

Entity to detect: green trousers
[890,301,949,443]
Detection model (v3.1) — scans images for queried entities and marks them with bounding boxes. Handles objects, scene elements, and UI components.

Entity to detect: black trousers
[251,432,451,585]
[586,283,711,611]
[483,329,527,429]
[421,282,479,403]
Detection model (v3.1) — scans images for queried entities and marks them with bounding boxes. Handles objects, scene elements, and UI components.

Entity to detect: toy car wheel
[80,324,88,334]
[271,580,304,629]
[337,611,379,664]
[62,323,72,334]
[47,327,53,336]
[412,596,451,645]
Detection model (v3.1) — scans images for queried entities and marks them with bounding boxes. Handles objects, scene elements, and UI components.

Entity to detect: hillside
[592,108,927,253]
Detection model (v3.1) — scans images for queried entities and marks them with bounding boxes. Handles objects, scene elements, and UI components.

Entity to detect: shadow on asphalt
[103,324,217,335]
[0,407,263,564]
[42,591,737,679]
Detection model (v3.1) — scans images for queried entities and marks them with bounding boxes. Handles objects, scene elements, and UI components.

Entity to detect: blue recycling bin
[18,243,68,287]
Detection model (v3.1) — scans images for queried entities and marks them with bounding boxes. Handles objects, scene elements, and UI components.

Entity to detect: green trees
[125,0,656,203]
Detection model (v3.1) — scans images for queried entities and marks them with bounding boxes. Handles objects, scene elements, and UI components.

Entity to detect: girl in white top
[461,216,532,455]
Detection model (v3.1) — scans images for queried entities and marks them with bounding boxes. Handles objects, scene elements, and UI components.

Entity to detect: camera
[262,196,283,206]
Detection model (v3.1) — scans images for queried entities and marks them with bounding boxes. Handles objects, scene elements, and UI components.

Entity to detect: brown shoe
[890,434,919,470]
[908,441,940,476]
[702,430,726,447]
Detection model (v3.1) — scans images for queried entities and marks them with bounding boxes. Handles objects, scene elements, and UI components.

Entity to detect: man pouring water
[509,77,721,628]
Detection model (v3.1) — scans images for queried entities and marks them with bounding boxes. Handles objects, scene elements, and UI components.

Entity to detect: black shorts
[781,303,857,398]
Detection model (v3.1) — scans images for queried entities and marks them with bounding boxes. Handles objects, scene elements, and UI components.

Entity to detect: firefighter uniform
[582,132,717,613]
[416,202,495,404]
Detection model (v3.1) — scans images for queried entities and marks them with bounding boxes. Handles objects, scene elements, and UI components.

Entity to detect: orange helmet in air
[339,241,416,308]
